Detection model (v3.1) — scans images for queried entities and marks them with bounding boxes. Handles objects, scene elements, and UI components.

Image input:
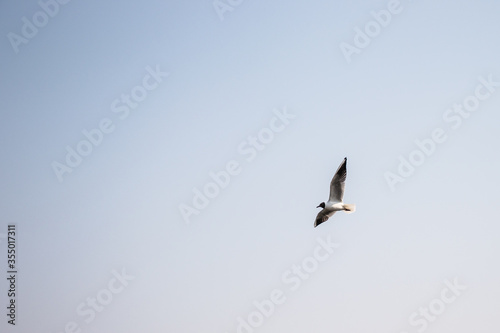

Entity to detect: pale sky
[1,0,500,332]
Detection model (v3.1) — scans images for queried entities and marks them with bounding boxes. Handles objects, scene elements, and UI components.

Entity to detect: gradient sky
[1,0,500,332]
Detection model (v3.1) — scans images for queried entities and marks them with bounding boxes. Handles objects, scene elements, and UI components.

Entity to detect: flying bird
[314,157,356,227]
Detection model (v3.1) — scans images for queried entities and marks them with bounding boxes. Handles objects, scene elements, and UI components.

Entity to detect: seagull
[314,157,356,228]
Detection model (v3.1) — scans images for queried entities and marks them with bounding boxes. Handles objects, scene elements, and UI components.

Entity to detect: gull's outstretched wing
[314,210,336,228]
[329,157,347,203]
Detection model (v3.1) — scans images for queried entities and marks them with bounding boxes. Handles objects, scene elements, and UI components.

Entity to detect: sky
[1,0,500,332]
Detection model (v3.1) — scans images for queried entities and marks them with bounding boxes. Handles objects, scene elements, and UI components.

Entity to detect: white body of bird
[314,157,356,227]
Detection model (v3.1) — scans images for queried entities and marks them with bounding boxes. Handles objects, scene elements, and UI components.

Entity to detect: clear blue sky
[1,0,499,332]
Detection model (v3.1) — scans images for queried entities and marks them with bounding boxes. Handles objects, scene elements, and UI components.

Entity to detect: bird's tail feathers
[343,204,356,214]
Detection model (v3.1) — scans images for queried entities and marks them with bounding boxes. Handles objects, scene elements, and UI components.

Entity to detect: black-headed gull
[314,157,356,227]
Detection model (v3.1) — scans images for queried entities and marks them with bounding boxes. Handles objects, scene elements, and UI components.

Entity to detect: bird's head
[316,202,325,209]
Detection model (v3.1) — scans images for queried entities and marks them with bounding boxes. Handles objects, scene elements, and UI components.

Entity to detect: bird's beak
[316,205,321,208]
